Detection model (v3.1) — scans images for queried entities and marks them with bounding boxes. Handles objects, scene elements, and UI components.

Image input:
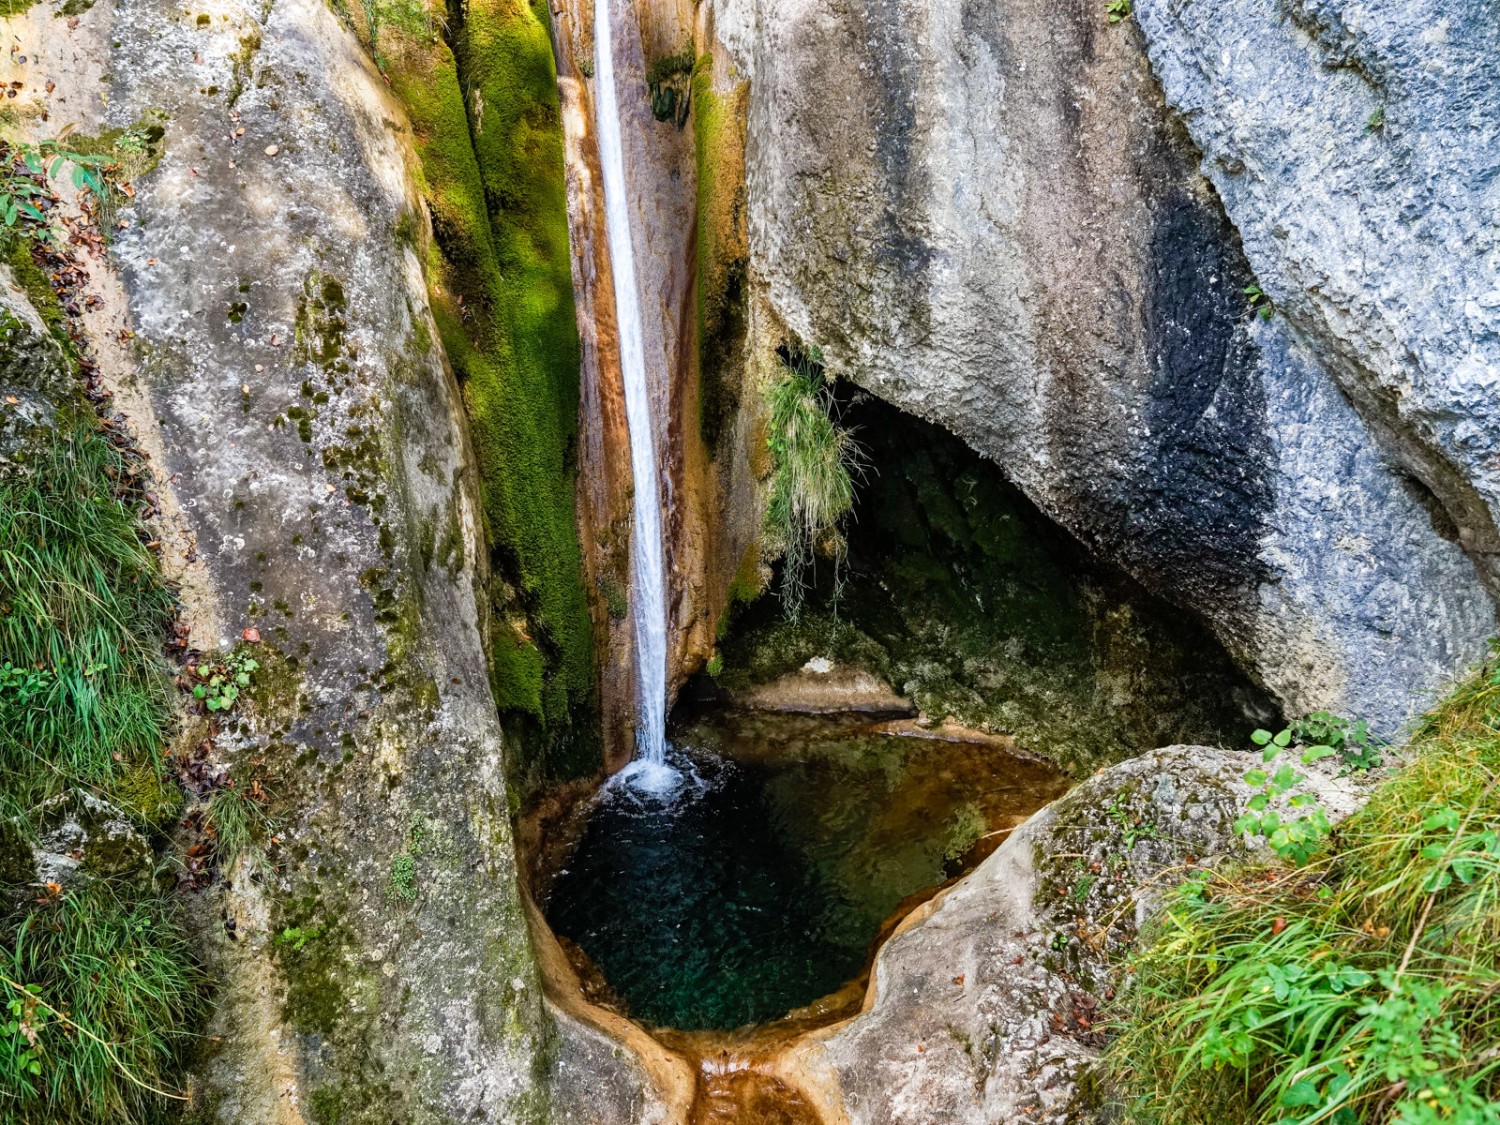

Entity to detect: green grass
[1103,651,1500,1124]
[202,785,270,872]
[762,349,862,618]
[0,401,203,1121]
[1,883,203,1125]
[0,417,175,815]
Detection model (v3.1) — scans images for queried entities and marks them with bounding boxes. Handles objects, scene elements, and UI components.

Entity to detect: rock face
[1135,0,1500,590]
[706,0,1497,733]
[780,745,1365,1123]
[2,0,563,1118]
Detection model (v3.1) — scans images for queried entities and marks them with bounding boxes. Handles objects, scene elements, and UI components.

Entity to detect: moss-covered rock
[378,0,594,777]
[691,54,749,456]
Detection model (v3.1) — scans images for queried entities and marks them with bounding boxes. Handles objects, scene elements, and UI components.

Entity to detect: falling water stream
[593,0,670,783]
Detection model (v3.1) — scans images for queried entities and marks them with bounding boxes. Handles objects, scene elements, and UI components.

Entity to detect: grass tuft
[1,882,203,1124]
[1103,648,1500,1125]
[762,347,863,619]
[0,417,175,814]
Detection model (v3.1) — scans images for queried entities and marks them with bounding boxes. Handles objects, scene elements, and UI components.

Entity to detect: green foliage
[1292,709,1383,772]
[0,883,203,1125]
[0,417,176,814]
[1235,726,1335,865]
[705,651,723,678]
[1235,714,1382,865]
[1365,105,1386,134]
[188,648,260,713]
[203,784,271,870]
[1104,654,1500,1125]
[1107,793,1161,850]
[762,347,863,619]
[1106,0,1132,22]
[1244,283,1274,321]
[0,140,111,244]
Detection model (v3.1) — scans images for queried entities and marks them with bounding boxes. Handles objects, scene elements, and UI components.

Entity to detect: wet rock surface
[711,0,1496,734]
[784,746,1364,1123]
[1135,0,1500,592]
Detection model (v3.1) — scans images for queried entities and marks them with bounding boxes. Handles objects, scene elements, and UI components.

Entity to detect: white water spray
[593,0,671,787]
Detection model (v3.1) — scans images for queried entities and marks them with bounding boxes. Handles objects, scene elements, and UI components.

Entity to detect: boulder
[708,0,1496,733]
[783,745,1364,1123]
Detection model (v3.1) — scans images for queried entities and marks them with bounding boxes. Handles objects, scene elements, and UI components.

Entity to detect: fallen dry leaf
[242,627,261,643]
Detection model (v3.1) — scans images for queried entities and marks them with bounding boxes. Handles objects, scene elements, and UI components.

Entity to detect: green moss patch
[378,0,594,777]
[692,55,749,454]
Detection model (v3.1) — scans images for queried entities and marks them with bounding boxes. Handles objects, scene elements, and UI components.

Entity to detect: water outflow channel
[593,0,669,782]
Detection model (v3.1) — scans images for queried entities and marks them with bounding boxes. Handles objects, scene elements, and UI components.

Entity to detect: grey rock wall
[1135,0,1500,588]
[3,0,561,1118]
[711,0,1496,733]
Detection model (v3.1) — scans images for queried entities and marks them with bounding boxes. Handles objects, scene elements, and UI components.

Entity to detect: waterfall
[593,0,670,779]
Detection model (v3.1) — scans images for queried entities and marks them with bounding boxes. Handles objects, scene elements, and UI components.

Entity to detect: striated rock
[708,0,1496,733]
[781,745,1364,1123]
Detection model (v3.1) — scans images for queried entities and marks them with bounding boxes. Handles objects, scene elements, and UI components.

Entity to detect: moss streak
[381,0,593,774]
[691,55,749,454]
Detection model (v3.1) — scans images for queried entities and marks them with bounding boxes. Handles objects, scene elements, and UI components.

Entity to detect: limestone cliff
[701,0,1496,733]
[0,0,564,1117]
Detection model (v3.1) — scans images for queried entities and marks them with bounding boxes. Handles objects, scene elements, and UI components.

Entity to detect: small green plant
[2,984,47,1093]
[1291,709,1382,772]
[1234,726,1337,866]
[1365,104,1386,134]
[189,648,260,712]
[705,651,723,678]
[763,346,864,619]
[1243,283,1274,321]
[1105,652,1500,1125]
[0,139,113,242]
[203,784,271,869]
[1107,794,1160,850]
[1106,0,1132,22]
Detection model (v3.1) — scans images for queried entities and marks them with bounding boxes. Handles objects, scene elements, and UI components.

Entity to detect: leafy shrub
[762,347,863,619]
[1104,652,1500,1125]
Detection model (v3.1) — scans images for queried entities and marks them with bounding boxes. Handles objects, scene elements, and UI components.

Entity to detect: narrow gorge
[0,0,1497,1123]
